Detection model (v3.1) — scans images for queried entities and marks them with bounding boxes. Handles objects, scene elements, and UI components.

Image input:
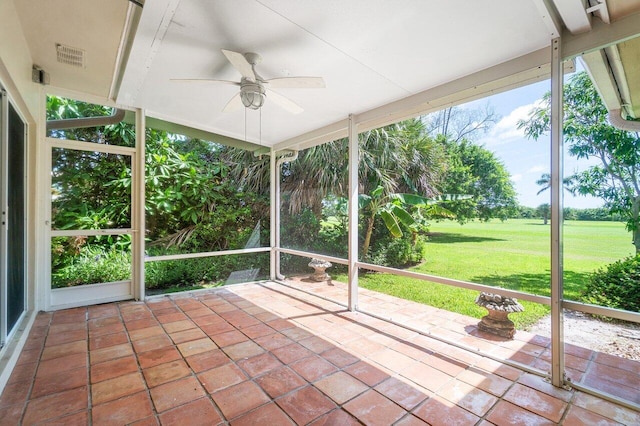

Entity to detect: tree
[437,138,518,222]
[287,119,445,214]
[421,105,518,222]
[223,118,447,265]
[423,104,498,143]
[48,97,135,232]
[223,118,446,216]
[48,96,269,257]
[535,173,575,195]
[536,203,550,225]
[518,71,640,253]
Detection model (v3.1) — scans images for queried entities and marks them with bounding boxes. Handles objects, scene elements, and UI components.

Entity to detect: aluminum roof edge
[123,111,261,151]
[562,10,640,59]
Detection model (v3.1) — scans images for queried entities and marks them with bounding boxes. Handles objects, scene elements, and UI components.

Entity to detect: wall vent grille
[56,44,85,67]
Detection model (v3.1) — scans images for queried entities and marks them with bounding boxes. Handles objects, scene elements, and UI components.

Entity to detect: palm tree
[536,203,551,224]
[535,173,576,195]
[223,118,445,216]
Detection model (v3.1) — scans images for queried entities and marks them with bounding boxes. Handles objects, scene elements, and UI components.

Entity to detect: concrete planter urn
[475,292,524,339]
[308,258,332,282]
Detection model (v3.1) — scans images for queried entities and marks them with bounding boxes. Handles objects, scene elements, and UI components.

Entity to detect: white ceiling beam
[354,48,554,133]
[275,47,559,151]
[562,9,640,59]
[586,0,609,24]
[116,0,182,106]
[273,118,350,152]
[552,0,591,34]
[141,111,261,151]
[532,0,563,38]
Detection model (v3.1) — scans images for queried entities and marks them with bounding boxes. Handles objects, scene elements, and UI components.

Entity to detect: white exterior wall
[0,0,42,391]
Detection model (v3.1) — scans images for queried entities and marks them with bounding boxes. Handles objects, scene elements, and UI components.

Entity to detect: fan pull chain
[244,106,247,142]
[259,108,262,146]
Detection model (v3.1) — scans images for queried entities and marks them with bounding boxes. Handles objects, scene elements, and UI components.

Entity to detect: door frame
[45,136,137,311]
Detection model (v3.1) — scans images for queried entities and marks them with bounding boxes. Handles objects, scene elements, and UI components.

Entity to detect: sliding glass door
[0,88,27,344]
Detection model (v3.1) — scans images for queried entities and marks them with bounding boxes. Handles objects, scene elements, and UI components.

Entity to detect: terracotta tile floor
[1,281,639,425]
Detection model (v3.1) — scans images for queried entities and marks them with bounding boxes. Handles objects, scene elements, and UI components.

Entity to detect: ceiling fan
[172,49,325,114]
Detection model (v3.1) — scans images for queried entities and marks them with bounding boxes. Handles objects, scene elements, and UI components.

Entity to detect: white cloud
[510,174,522,182]
[526,165,546,174]
[478,100,544,147]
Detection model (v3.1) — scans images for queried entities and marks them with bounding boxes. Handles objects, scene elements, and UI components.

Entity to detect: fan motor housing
[240,79,266,110]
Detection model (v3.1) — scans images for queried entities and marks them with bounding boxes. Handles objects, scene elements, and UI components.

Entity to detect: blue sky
[463,72,602,209]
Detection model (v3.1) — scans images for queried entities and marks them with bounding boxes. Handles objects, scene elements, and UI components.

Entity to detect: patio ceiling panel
[12,0,640,147]
[116,0,554,147]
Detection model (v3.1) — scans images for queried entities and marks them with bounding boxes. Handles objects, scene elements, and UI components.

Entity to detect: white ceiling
[116,0,553,147]
[12,0,640,148]
[14,0,130,99]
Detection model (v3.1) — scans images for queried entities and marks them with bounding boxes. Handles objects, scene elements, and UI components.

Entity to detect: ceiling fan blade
[222,93,243,113]
[267,90,304,114]
[170,78,240,86]
[265,77,325,89]
[221,49,256,82]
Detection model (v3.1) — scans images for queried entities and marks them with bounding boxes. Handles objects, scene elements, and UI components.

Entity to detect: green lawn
[339,219,635,328]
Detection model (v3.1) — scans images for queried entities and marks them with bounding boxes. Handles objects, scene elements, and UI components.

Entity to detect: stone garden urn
[475,291,524,339]
[308,258,332,283]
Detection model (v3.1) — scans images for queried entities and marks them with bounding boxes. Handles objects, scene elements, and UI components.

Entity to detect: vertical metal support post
[348,114,359,311]
[275,156,282,279]
[550,37,565,387]
[39,89,50,311]
[270,149,278,280]
[133,109,146,300]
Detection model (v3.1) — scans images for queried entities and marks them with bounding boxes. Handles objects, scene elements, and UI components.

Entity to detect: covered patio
[1,282,638,424]
[1,0,640,422]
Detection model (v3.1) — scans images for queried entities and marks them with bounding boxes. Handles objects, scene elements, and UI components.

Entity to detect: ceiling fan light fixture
[240,81,266,110]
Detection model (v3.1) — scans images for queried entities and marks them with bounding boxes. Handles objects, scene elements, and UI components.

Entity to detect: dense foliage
[437,138,517,222]
[252,116,519,272]
[519,71,640,253]
[582,255,640,313]
[48,97,269,289]
[512,205,623,222]
[50,89,634,306]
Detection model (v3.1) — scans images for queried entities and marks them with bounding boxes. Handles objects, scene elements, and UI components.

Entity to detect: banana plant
[359,186,461,257]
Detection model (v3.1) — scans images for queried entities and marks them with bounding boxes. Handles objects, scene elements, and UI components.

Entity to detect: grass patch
[337,219,634,328]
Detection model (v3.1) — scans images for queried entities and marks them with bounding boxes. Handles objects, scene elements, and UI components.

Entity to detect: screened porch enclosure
[1,0,640,421]
[34,69,640,412]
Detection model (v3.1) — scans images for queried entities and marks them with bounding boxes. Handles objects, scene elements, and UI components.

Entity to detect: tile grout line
[18,312,51,425]
[229,284,580,425]
[217,289,408,424]
[6,286,637,425]
[213,290,363,424]
[166,295,241,425]
[120,301,162,425]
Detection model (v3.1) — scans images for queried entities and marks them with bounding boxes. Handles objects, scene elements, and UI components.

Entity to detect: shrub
[145,257,215,289]
[582,255,640,313]
[145,253,269,289]
[367,234,426,267]
[280,208,322,251]
[52,245,131,288]
[363,215,426,267]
